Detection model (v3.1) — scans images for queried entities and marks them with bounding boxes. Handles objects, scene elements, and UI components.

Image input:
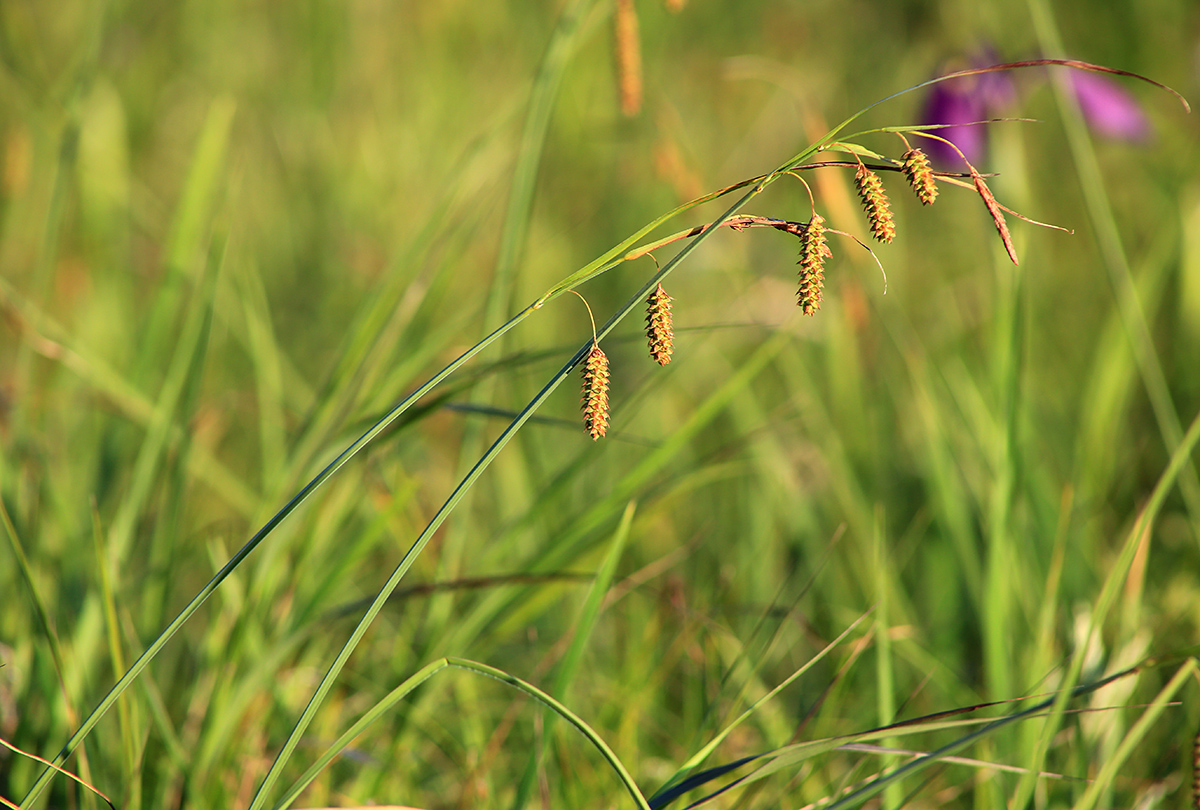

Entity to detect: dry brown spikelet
[970,167,1018,265]
[614,0,642,117]
[797,214,831,316]
[854,164,895,243]
[901,149,938,205]
[580,345,611,440]
[645,283,674,365]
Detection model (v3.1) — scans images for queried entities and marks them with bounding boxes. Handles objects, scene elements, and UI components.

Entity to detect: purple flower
[921,57,1151,167]
[921,69,1016,167]
[1069,71,1151,141]
[922,78,989,166]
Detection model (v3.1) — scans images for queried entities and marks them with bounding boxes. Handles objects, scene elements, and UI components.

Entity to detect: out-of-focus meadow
[2,0,1200,807]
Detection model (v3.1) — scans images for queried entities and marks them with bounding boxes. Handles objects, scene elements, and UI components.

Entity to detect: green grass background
[2,0,1200,808]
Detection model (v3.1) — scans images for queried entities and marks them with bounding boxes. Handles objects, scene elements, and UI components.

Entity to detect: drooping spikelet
[970,167,1018,265]
[614,0,642,117]
[797,214,831,316]
[901,148,938,206]
[645,283,674,365]
[580,345,611,440]
[854,164,895,243]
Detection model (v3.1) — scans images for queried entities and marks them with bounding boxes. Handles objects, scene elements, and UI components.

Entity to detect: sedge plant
[6,12,1196,810]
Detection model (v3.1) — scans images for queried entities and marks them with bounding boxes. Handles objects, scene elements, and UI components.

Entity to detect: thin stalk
[874,508,901,810]
[18,303,538,807]
[246,164,766,810]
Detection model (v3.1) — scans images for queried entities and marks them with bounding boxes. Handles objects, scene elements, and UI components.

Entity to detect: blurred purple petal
[978,68,1018,111]
[921,78,989,166]
[1069,71,1151,141]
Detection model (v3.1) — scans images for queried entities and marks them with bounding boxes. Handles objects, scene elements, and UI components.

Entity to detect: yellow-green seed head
[854,164,895,243]
[580,345,611,439]
[645,283,674,366]
[902,149,938,206]
[797,214,830,316]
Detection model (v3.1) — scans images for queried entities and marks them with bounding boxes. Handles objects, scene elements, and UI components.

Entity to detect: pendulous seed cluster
[579,282,678,438]
[797,213,830,315]
[902,148,938,205]
[854,164,895,243]
[578,141,1036,437]
[580,344,611,440]
[614,0,642,117]
[645,283,674,365]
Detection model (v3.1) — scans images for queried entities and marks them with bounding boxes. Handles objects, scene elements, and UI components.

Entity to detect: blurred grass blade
[0,275,259,516]
[447,658,651,810]
[873,510,901,810]
[651,664,1145,810]
[136,96,236,378]
[10,111,77,439]
[554,500,635,697]
[271,658,453,810]
[18,299,542,807]
[90,503,140,810]
[0,499,73,717]
[655,613,869,799]
[439,0,596,717]
[1026,0,1200,537]
[232,258,288,490]
[1070,660,1196,810]
[651,714,984,809]
[1016,405,1200,807]
[437,328,793,658]
[273,656,652,810]
[814,665,1165,810]
[245,336,599,810]
[107,229,223,569]
[513,500,636,809]
[489,0,592,328]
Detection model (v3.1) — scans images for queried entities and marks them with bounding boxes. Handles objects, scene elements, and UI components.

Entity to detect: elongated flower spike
[645,283,674,365]
[854,163,896,243]
[581,344,611,440]
[901,148,939,205]
[614,0,642,116]
[797,213,831,315]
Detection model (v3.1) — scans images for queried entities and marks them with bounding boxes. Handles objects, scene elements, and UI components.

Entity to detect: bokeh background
[3,0,1200,808]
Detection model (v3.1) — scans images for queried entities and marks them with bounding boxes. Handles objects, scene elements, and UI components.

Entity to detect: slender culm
[902,148,938,205]
[580,345,611,440]
[645,283,674,365]
[854,164,895,243]
[797,214,830,316]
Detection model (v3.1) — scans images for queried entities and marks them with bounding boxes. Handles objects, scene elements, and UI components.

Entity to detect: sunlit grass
[2,1,1198,808]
